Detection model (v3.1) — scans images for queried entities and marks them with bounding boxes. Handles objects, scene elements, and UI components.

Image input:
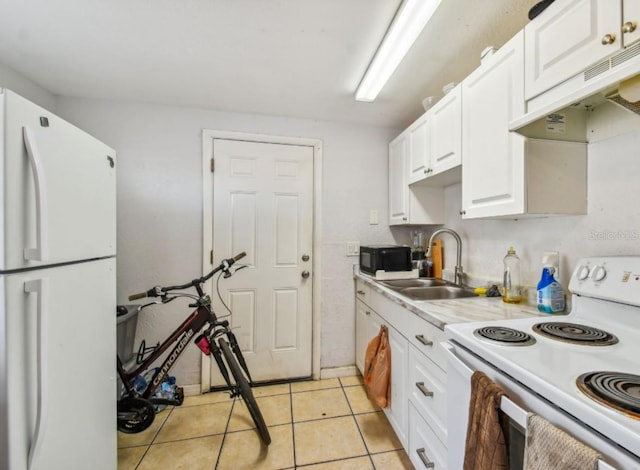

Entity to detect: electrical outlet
[369,209,379,225]
[543,251,560,277]
[346,241,360,257]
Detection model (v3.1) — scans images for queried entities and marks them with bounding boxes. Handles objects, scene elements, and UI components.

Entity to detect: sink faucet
[426,228,464,286]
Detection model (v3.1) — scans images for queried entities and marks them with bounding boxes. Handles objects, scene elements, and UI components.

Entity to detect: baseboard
[181,384,203,397]
[320,365,359,379]
[185,366,360,394]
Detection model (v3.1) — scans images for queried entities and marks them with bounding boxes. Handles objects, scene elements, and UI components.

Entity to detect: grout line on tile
[352,411,374,456]
[148,406,173,445]
[289,386,298,468]
[212,396,237,469]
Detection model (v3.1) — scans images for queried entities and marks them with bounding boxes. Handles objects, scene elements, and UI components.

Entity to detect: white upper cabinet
[408,85,462,186]
[524,0,623,101]
[462,31,527,218]
[389,133,410,224]
[461,30,587,219]
[408,112,431,184]
[389,131,444,225]
[429,84,462,178]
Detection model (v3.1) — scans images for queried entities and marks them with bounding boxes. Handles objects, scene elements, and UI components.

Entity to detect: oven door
[443,341,626,470]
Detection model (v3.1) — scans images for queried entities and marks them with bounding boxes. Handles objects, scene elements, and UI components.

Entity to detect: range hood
[510,41,640,135]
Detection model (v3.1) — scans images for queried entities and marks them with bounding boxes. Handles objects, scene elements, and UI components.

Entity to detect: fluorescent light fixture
[355,0,443,102]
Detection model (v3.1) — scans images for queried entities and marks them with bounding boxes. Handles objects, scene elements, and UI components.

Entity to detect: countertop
[354,270,551,331]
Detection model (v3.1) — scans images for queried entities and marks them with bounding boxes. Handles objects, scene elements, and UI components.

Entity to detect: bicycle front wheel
[218,338,271,445]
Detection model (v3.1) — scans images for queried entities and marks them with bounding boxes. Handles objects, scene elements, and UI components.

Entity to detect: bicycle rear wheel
[219,338,271,445]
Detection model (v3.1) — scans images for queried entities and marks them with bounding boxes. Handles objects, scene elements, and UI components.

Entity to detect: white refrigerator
[0,89,117,470]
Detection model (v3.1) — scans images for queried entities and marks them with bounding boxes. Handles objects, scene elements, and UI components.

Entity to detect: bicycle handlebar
[128,252,247,301]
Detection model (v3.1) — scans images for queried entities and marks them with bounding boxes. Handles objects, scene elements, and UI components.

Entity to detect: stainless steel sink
[380,278,450,289]
[400,286,478,301]
[379,278,478,301]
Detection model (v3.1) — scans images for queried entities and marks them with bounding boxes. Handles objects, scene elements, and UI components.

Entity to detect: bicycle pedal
[174,386,184,406]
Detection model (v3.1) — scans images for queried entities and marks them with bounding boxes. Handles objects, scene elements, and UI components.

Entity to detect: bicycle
[116,252,271,446]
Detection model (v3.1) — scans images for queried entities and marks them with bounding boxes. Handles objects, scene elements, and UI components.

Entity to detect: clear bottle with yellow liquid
[502,246,522,304]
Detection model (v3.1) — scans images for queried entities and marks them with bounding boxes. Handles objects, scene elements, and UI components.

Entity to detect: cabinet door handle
[459,209,466,216]
[416,447,435,468]
[416,382,434,397]
[357,290,366,295]
[601,33,616,45]
[366,310,371,316]
[402,217,408,221]
[415,334,433,346]
[622,21,637,34]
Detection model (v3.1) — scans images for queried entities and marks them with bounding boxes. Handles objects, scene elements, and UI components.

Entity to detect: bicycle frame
[117,304,215,400]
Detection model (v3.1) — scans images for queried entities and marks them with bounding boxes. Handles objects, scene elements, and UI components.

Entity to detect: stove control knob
[576,265,590,280]
[591,265,607,282]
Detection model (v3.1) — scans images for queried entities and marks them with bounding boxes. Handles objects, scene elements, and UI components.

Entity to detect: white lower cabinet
[368,310,409,449]
[354,282,447,461]
[409,401,448,469]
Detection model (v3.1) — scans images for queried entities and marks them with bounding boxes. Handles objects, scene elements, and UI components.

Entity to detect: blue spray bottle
[537,265,565,313]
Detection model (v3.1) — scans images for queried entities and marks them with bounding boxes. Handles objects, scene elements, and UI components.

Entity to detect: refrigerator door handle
[22,126,49,262]
[24,278,49,470]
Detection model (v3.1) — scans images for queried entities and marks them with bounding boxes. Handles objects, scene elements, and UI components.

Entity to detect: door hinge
[210,250,214,265]
[210,158,215,173]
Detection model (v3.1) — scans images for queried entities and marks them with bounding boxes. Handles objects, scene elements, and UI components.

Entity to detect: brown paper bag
[364,325,391,408]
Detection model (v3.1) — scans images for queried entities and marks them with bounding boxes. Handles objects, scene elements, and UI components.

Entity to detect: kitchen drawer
[409,401,447,470]
[367,288,410,338]
[355,279,372,307]
[409,344,447,444]
[407,312,447,371]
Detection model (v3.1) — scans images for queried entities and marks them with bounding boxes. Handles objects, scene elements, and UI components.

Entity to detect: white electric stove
[444,256,640,469]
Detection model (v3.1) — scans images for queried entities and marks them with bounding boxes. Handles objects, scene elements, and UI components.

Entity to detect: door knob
[302,254,310,262]
[301,270,310,279]
[623,21,637,34]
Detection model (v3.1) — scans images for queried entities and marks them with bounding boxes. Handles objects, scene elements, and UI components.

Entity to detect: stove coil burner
[532,322,618,346]
[473,326,536,346]
[577,372,640,420]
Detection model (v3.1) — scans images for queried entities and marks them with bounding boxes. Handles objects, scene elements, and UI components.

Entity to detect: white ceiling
[0,0,538,128]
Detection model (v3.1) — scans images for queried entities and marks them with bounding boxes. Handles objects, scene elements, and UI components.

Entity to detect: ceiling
[0,0,538,128]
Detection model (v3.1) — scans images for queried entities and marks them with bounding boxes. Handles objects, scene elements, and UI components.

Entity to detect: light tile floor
[118,375,415,469]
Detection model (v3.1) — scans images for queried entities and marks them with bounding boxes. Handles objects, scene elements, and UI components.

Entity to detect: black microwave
[359,245,412,276]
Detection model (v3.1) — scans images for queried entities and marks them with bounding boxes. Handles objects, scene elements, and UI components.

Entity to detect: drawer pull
[366,310,371,316]
[417,447,435,468]
[357,290,366,295]
[415,334,433,346]
[416,382,434,397]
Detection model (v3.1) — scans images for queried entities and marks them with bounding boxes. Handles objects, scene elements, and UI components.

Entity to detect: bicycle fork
[194,331,243,395]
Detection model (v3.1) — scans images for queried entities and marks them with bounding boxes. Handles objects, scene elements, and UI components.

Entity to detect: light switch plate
[346,241,360,257]
[369,209,379,225]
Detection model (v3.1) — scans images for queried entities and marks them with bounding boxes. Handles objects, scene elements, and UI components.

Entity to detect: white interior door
[209,138,314,383]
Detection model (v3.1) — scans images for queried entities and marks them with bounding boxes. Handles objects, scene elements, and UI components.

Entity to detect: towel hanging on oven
[464,371,509,470]
[524,414,602,470]
[364,325,391,408]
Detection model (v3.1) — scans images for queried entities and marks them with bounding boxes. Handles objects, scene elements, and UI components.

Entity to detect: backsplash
[440,126,640,292]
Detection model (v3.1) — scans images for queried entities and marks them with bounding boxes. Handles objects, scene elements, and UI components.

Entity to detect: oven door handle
[441,342,618,470]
